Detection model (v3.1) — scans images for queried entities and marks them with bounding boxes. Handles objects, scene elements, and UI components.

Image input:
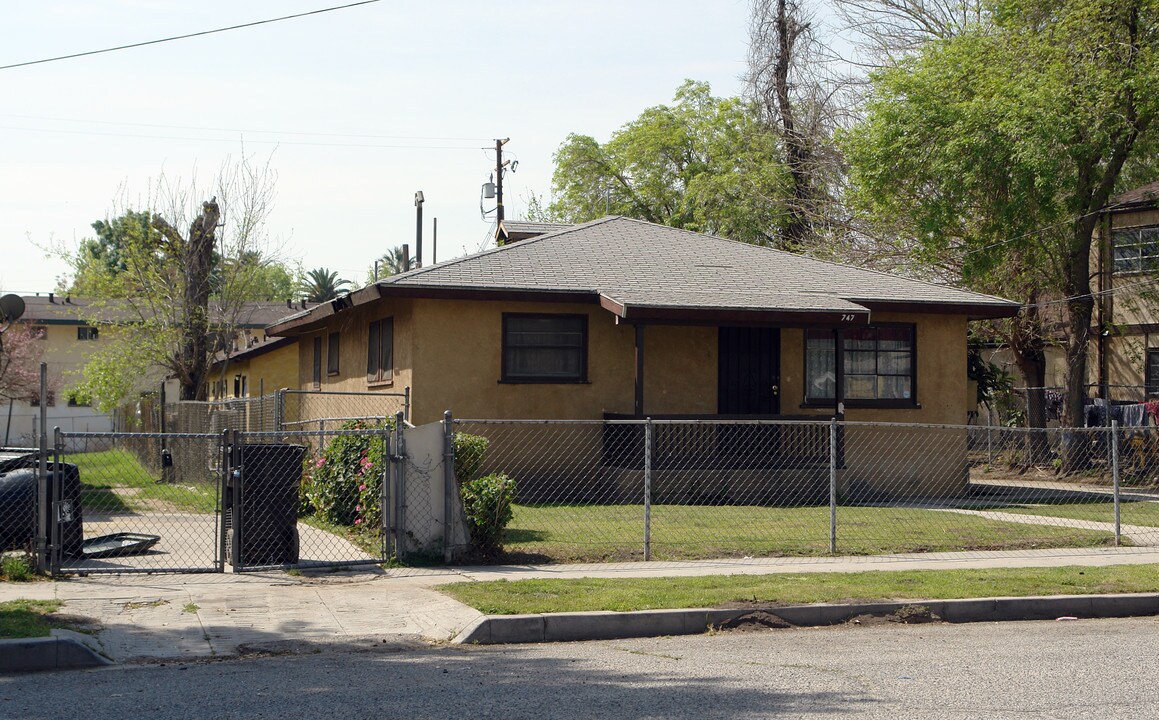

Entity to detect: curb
[0,630,112,673]
[452,593,1159,645]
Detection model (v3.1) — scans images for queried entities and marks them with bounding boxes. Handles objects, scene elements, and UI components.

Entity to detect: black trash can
[0,462,84,558]
[224,443,305,566]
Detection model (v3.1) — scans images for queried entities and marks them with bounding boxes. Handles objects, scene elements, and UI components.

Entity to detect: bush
[1,553,35,582]
[303,420,390,528]
[452,432,489,486]
[460,473,517,554]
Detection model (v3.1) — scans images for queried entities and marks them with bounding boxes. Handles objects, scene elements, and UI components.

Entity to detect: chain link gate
[50,429,225,574]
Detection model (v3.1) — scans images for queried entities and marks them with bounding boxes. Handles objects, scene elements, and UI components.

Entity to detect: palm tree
[367,246,409,283]
[299,267,351,302]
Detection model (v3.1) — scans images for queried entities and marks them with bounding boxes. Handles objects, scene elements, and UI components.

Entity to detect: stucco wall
[292,298,977,499]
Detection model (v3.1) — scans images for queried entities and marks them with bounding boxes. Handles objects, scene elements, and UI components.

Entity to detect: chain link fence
[452,418,1159,563]
[13,410,1159,574]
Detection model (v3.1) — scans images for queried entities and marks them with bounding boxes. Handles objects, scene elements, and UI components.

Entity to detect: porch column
[833,328,845,421]
[634,324,645,417]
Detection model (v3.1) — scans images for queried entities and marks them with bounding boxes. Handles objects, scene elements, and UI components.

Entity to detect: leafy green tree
[841,0,1159,455]
[299,267,351,302]
[65,155,281,405]
[549,80,790,246]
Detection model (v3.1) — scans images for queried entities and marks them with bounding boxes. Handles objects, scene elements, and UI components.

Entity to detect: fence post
[50,426,64,575]
[274,389,284,432]
[643,418,652,561]
[404,387,411,425]
[394,411,407,562]
[35,362,49,574]
[829,418,838,555]
[443,410,455,563]
[379,422,390,561]
[218,429,229,572]
[230,429,245,571]
[1112,420,1121,546]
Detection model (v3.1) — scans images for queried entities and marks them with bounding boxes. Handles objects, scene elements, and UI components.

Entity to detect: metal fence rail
[453,419,1159,563]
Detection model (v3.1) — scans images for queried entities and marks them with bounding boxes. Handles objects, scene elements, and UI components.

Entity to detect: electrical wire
[0,114,491,144]
[0,124,483,151]
[0,0,382,71]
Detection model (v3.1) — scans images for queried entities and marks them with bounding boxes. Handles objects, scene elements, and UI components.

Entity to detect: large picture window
[367,318,394,384]
[502,313,587,382]
[805,325,915,405]
[1113,226,1159,273]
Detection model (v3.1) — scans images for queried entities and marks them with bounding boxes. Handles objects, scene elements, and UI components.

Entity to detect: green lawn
[69,449,218,515]
[440,564,1159,615]
[1001,499,1159,527]
[502,503,1118,563]
[0,599,65,638]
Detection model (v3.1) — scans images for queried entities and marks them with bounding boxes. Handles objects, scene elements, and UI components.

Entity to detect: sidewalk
[5,546,1159,665]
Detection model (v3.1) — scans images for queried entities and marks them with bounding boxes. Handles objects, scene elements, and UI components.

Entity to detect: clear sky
[0,0,759,295]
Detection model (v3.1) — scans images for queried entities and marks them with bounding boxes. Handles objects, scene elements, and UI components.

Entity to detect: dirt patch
[846,604,943,627]
[714,610,796,632]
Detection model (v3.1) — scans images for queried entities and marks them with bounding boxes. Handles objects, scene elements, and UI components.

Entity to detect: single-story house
[267,216,1019,500]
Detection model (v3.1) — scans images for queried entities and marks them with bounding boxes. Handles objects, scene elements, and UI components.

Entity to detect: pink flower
[354,518,362,525]
[359,484,367,491]
[314,458,325,469]
[355,505,362,512]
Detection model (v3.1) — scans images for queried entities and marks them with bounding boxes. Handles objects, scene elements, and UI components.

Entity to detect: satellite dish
[0,294,24,324]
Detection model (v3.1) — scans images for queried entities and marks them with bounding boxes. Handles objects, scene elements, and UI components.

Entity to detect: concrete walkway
[6,547,1159,666]
[936,508,1159,546]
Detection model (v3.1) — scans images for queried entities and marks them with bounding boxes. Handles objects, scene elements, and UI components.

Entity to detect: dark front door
[718,327,780,415]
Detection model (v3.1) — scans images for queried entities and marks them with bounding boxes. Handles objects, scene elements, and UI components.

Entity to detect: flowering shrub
[303,419,389,528]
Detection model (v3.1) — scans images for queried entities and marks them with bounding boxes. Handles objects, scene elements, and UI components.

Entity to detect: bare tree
[746,0,853,252]
[833,0,986,66]
[75,153,280,406]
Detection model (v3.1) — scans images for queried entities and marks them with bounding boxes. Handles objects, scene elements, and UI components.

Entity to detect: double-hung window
[502,314,587,382]
[367,318,394,384]
[805,325,915,405]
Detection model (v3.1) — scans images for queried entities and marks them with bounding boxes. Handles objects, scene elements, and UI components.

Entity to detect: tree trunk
[771,0,812,251]
[179,199,220,402]
[1009,297,1050,464]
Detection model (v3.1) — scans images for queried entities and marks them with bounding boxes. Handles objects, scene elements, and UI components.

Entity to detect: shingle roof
[497,220,574,244]
[1110,180,1159,209]
[270,216,1018,334]
[17,295,303,327]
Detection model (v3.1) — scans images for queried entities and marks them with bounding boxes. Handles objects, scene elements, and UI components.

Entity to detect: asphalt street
[5,616,1159,719]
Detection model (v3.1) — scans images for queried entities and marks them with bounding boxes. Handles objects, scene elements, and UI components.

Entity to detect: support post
[644,418,652,561]
[35,362,48,574]
[829,418,838,554]
[404,386,411,425]
[634,324,645,417]
[387,422,396,561]
[443,410,455,563]
[1112,420,1121,546]
[51,426,63,575]
[394,411,407,561]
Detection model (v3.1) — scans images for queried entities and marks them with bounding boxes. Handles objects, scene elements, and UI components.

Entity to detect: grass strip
[504,504,1117,563]
[70,448,218,515]
[0,599,65,638]
[439,564,1159,615]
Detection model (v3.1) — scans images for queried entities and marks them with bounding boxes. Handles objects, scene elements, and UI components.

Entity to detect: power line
[0,125,483,151]
[0,114,490,144]
[0,0,382,71]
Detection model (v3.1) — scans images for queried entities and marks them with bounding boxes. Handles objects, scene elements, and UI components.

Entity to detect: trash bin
[0,462,84,558]
[224,443,305,566]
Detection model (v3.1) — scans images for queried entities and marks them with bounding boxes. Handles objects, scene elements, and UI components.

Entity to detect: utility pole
[495,138,509,226]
